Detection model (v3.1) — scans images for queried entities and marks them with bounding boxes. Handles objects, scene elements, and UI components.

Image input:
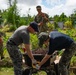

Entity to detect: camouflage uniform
[6,43,23,75]
[0,43,4,59]
[59,42,76,75]
[6,23,39,75]
[38,31,76,75]
[34,13,49,33]
[0,36,4,59]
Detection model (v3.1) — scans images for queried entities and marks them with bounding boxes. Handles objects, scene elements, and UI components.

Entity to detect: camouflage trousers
[59,42,76,75]
[6,44,23,75]
[0,44,4,58]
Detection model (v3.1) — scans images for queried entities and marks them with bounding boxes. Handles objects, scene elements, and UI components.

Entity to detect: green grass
[0,67,14,75]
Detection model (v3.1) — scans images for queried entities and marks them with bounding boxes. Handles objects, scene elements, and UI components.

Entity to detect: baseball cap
[30,22,39,32]
[38,32,49,47]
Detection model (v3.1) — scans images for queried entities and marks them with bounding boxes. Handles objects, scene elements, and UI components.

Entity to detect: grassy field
[0,67,14,75]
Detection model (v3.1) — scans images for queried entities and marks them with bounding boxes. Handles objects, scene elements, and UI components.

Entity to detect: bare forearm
[44,16,49,21]
[26,49,34,60]
[25,44,34,60]
[39,54,51,66]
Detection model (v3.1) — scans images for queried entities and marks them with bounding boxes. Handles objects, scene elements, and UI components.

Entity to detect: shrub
[30,34,39,49]
[9,25,17,31]
[64,21,73,28]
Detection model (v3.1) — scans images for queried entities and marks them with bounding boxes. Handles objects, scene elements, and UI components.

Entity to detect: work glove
[35,64,40,70]
[32,59,37,65]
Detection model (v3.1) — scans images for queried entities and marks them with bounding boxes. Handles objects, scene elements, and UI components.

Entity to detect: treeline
[0,0,76,30]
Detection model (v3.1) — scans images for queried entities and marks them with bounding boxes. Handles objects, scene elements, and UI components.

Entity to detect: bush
[47,22,55,32]
[30,34,38,49]
[1,25,10,32]
[70,55,76,66]
[64,21,73,28]
[9,25,17,31]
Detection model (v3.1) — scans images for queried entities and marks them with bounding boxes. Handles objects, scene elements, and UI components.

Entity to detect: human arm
[24,44,36,64]
[41,13,49,21]
[38,54,51,67]
[38,13,49,26]
[35,54,51,70]
[36,12,48,26]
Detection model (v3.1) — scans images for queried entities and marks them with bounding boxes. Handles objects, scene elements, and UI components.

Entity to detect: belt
[7,39,17,45]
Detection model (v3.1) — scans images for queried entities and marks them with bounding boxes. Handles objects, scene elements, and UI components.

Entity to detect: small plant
[9,25,17,31]
[47,22,55,31]
[30,34,39,49]
[70,55,76,66]
[64,20,73,29]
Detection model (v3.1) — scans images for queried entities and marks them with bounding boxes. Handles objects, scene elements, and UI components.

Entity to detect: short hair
[36,5,41,9]
[38,32,49,47]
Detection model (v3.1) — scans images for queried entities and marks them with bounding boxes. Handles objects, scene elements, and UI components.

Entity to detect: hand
[36,64,40,70]
[41,13,45,17]
[32,59,37,65]
[41,13,48,21]
[38,22,43,26]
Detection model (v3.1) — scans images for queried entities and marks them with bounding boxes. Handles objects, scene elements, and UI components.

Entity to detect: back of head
[30,22,39,32]
[38,32,49,47]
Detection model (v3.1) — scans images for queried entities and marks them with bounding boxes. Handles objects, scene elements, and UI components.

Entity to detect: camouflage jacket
[34,13,49,32]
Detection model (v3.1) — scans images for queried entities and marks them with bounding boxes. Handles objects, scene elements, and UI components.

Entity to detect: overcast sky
[0,0,76,17]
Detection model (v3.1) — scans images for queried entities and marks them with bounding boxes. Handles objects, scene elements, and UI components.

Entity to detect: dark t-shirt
[9,26,30,46]
[47,31,73,55]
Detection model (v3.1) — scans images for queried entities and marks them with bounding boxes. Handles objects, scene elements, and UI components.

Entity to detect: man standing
[36,31,76,75]
[0,33,4,60]
[34,5,49,33]
[6,22,39,75]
